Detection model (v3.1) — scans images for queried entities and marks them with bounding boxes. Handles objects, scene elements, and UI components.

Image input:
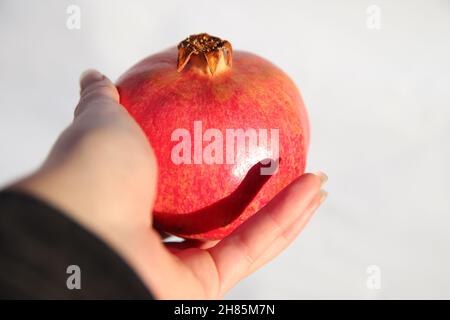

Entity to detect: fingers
[244,189,327,277]
[74,69,121,118]
[165,239,219,253]
[72,69,150,150]
[207,172,327,295]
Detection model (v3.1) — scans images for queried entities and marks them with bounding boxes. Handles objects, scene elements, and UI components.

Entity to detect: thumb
[74,69,120,118]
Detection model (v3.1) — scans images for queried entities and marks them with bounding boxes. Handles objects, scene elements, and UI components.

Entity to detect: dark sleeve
[0,191,153,299]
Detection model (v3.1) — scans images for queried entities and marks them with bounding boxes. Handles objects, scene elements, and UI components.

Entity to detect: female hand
[14,70,328,299]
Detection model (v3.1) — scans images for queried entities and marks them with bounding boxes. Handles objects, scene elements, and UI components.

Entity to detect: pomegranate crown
[177,33,232,76]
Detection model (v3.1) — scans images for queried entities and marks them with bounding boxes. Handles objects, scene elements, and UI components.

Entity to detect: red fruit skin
[117,47,309,240]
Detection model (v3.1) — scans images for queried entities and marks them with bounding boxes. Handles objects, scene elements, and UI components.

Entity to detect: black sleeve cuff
[0,191,153,299]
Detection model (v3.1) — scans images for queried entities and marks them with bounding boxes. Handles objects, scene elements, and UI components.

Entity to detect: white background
[0,0,449,299]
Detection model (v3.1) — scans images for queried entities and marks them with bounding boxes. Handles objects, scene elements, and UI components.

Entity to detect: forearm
[0,190,153,299]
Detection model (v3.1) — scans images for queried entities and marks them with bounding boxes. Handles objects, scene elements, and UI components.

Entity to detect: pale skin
[11,70,328,299]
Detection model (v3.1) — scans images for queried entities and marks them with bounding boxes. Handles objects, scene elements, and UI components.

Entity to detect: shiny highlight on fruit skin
[117,34,310,240]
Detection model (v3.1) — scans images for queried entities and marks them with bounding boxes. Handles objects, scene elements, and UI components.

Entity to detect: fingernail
[314,171,328,186]
[80,69,104,92]
[319,190,328,204]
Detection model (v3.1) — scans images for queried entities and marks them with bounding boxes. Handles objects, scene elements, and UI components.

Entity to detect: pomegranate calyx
[177,33,232,76]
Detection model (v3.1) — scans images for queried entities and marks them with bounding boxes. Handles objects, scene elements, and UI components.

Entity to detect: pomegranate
[117,33,309,240]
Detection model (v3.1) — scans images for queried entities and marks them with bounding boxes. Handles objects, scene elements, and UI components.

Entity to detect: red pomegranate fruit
[117,33,309,240]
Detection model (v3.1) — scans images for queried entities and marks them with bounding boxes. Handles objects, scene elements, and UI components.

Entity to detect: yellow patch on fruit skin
[211,77,235,103]
[152,71,180,89]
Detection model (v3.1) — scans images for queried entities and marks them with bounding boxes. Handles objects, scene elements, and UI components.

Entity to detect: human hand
[14,70,328,299]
